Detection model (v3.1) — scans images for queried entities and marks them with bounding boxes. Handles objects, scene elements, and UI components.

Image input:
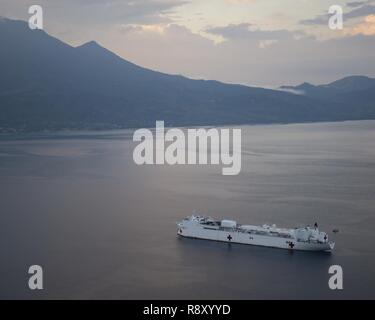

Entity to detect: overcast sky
[1,0,375,87]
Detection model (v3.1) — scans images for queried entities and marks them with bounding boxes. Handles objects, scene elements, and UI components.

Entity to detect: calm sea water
[1,120,375,299]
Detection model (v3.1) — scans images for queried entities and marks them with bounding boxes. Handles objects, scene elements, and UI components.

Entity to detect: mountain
[280,76,375,101]
[324,76,375,92]
[280,76,375,121]
[1,18,375,132]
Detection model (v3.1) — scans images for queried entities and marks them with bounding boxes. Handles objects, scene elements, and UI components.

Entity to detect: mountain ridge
[1,18,375,132]
[281,75,375,94]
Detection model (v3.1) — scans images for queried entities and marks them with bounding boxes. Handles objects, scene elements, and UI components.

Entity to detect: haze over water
[1,120,375,299]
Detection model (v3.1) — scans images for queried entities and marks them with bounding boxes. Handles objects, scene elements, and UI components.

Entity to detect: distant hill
[1,18,375,132]
[280,76,375,121]
[280,76,375,101]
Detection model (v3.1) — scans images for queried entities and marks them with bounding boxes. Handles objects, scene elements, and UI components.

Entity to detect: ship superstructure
[177,215,334,252]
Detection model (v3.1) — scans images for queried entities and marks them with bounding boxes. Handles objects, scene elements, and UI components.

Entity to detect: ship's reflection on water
[0,120,375,299]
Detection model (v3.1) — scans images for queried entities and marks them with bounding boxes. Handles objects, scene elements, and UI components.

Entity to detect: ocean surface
[1,120,375,299]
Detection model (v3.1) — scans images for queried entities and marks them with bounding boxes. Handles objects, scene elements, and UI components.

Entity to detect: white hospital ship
[177,215,335,252]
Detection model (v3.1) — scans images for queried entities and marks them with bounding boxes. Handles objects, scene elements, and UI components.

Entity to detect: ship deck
[200,220,294,239]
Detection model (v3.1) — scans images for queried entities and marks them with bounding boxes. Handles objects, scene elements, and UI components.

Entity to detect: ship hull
[178,225,334,252]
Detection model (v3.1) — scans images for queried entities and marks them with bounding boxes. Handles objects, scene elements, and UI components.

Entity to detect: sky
[1,0,375,87]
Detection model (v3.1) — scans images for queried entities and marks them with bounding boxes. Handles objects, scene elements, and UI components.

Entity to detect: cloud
[205,23,253,39]
[346,4,375,19]
[205,23,301,43]
[300,1,375,26]
[299,14,330,26]
[205,23,306,51]
[258,39,278,49]
[224,0,257,3]
[0,0,189,25]
[276,88,306,95]
[345,14,375,35]
[347,1,367,8]
[106,21,374,87]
